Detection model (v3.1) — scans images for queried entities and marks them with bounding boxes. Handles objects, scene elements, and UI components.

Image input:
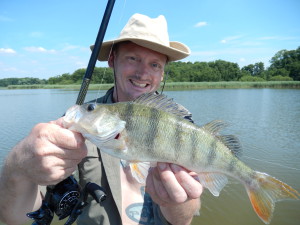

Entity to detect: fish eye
[87,103,96,112]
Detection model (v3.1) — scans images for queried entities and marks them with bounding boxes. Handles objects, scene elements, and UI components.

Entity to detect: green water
[0,89,299,225]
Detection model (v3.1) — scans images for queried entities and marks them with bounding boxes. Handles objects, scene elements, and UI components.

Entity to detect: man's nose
[136,61,150,77]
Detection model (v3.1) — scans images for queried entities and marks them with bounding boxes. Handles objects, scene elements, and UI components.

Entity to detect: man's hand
[0,118,88,224]
[15,117,88,185]
[145,162,203,224]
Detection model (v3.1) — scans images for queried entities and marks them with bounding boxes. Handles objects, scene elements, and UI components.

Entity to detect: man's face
[109,42,167,102]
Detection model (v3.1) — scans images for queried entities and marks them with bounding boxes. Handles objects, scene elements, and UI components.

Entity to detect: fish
[62,93,300,224]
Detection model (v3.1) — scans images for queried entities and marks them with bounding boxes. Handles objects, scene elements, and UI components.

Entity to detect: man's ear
[161,72,164,81]
[108,53,114,68]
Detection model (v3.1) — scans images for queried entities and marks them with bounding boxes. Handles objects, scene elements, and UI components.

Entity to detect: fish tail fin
[246,171,300,224]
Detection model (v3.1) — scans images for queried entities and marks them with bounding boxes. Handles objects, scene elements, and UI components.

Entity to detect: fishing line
[94,0,127,103]
[243,155,300,171]
[161,62,170,94]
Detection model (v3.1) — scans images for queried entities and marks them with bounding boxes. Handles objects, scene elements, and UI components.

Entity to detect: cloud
[189,46,274,68]
[257,36,297,41]
[61,43,80,51]
[23,46,56,53]
[194,21,208,28]
[29,32,44,38]
[0,15,13,22]
[0,48,16,54]
[220,35,244,44]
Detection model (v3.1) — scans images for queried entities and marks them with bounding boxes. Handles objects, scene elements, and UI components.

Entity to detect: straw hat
[91,13,190,62]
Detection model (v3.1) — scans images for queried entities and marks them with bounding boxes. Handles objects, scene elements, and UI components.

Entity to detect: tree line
[1,47,299,87]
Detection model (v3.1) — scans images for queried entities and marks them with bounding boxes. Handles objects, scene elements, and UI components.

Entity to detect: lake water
[0,88,299,225]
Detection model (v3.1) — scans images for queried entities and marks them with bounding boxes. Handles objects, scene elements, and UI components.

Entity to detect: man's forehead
[117,42,168,62]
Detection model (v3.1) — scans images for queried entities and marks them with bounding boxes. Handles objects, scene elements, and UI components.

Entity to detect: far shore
[3,81,300,91]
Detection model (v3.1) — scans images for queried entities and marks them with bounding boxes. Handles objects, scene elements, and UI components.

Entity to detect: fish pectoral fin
[197,172,228,197]
[129,162,151,184]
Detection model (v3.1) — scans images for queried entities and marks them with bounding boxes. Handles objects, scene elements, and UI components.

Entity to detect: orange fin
[129,162,151,184]
[197,172,228,196]
[246,172,300,224]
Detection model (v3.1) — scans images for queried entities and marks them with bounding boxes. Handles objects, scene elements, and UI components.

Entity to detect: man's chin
[131,90,153,100]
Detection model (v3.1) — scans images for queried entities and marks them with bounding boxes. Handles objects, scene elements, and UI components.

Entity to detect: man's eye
[127,56,137,62]
[151,63,162,71]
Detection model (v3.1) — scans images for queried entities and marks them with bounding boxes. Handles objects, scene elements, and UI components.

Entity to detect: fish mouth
[130,79,149,88]
[63,105,82,128]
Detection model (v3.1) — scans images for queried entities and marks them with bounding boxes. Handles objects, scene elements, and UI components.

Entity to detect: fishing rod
[26,1,116,224]
[76,0,116,105]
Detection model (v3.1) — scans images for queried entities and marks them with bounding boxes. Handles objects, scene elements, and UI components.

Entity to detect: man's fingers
[157,163,188,203]
[145,168,170,207]
[170,164,203,199]
[47,124,85,150]
[33,122,87,157]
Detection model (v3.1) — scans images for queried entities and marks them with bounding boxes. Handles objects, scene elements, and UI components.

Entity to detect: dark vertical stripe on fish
[125,103,134,131]
[207,139,217,166]
[174,122,184,162]
[228,157,237,173]
[145,108,160,152]
[191,128,199,163]
[243,170,256,186]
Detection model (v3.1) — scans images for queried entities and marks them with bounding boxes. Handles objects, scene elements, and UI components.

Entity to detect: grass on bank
[6,81,300,90]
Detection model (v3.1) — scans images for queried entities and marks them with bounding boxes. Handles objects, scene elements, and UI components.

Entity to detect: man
[0,14,202,225]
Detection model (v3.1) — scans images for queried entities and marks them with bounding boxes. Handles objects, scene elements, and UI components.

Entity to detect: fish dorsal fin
[217,135,242,158]
[133,93,192,122]
[202,120,228,135]
[203,120,242,158]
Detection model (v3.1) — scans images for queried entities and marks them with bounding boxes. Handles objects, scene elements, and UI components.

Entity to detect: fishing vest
[77,87,171,225]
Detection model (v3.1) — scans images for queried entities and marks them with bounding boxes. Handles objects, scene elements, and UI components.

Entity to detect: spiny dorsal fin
[202,120,228,135]
[133,93,193,122]
[202,120,242,158]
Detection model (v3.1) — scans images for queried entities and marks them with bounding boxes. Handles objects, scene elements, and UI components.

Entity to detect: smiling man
[109,41,166,102]
[0,13,202,225]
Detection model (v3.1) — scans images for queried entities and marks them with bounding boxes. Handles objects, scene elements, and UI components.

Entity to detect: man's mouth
[130,79,149,88]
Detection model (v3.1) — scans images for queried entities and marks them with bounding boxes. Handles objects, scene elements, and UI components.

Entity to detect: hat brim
[90,38,190,62]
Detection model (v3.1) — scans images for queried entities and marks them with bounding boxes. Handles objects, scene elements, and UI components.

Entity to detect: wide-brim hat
[91,13,190,62]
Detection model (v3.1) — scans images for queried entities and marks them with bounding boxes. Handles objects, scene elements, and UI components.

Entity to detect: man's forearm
[160,198,200,225]
[0,146,42,225]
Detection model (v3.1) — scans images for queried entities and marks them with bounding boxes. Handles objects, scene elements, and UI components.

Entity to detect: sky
[1,0,299,79]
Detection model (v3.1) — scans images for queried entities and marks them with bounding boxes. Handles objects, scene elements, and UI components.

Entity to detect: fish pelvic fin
[246,171,300,224]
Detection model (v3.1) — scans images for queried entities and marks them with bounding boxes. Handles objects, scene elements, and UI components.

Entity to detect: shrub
[239,75,265,82]
[269,75,293,81]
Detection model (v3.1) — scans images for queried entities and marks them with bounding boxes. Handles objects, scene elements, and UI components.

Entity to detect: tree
[242,64,255,76]
[71,69,85,83]
[242,62,264,77]
[269,47,300,80]
[253,62,264,77]
[208,60,241,81]
[0,77,47,86]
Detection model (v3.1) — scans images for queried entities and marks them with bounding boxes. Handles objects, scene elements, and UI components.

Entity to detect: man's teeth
[132,80,147,87]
